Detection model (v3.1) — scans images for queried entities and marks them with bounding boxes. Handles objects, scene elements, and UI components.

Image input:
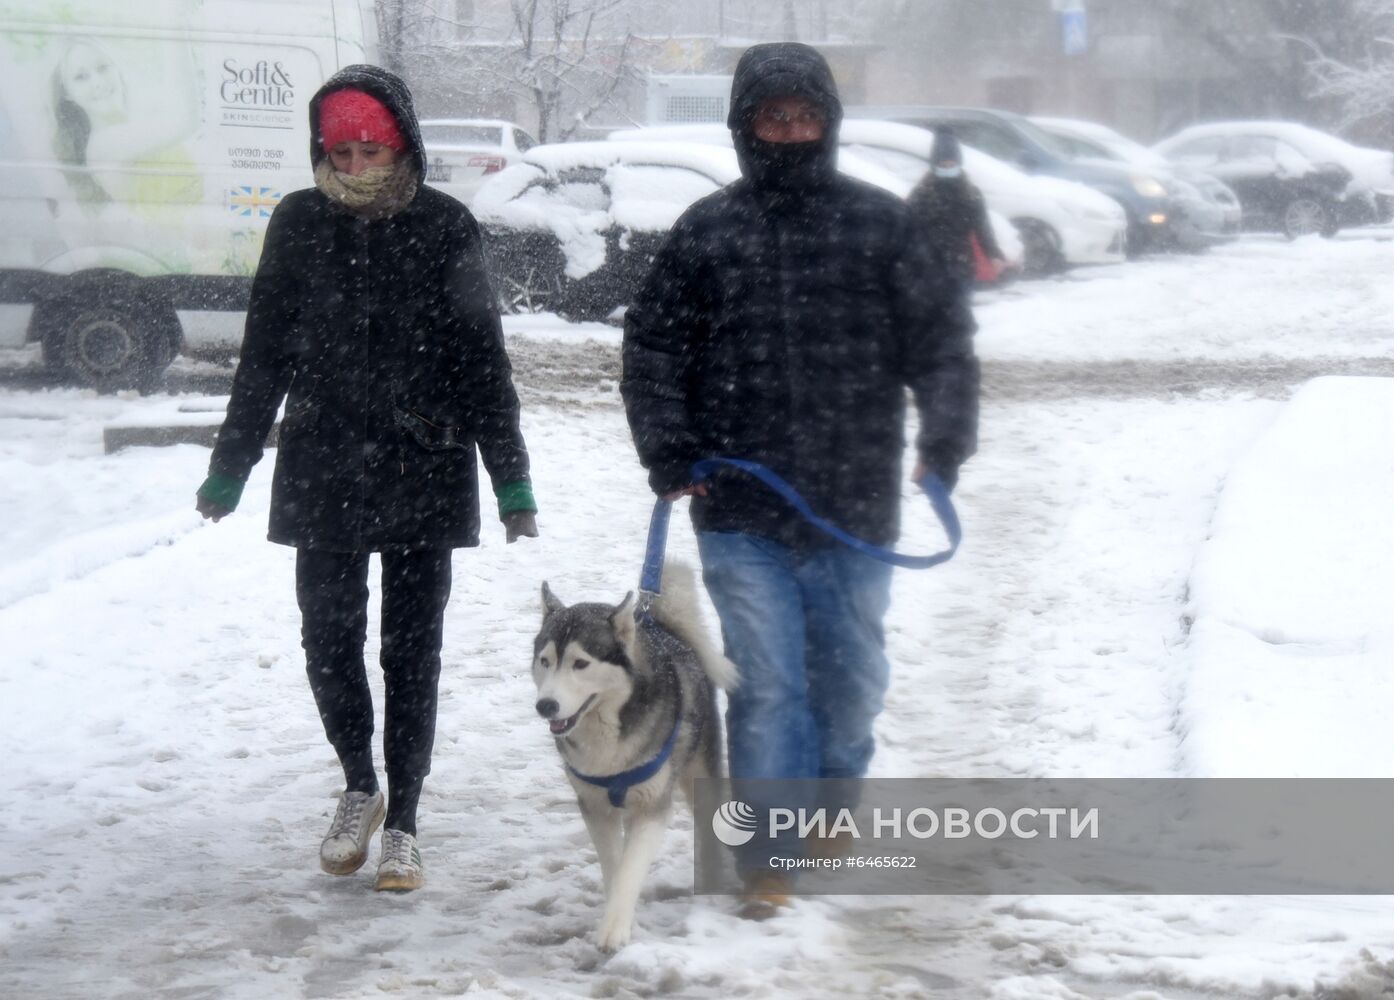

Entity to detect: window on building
[664,95,727,125]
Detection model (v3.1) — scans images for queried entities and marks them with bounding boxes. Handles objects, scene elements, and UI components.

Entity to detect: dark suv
[847,105,1202,254]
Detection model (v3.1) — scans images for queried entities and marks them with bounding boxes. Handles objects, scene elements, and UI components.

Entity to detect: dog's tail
[652,562,740,691]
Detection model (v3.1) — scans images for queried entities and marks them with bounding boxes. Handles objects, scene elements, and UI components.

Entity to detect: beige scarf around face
[314,157,419,220]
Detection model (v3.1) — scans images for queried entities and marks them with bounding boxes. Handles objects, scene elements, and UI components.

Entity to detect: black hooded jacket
[909,129,1004,285]
[208,64,530,551]
[621,43,979,550]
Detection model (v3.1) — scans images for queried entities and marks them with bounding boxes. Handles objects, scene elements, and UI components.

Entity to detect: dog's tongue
[549,718,569,735]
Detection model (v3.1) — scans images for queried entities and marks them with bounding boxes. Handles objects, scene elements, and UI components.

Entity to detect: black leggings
[295,547,453,836]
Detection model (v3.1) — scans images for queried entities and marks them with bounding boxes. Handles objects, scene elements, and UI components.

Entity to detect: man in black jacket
[196,65,536,893]
[621,43,979,912]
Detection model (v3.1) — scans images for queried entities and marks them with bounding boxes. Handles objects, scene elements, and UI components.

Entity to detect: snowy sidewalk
[4,239,1394,998]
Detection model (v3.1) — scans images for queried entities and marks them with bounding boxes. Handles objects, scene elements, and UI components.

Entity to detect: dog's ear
[610,591,637,649]
[541,582,565,621]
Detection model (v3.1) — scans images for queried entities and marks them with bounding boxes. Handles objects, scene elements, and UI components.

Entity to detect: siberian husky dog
[533,564,738,951]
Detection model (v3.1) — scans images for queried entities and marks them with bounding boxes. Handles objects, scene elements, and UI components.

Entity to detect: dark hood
[930,126,962,165]
[307,64,428,178]
[726,43,843,194]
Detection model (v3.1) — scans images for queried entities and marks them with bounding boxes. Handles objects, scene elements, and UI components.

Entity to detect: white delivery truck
[0,0,379,389]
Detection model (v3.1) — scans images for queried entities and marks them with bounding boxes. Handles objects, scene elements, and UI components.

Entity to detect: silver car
[419,118,538,201]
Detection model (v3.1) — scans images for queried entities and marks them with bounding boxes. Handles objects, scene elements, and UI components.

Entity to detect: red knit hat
[318,88,408,152]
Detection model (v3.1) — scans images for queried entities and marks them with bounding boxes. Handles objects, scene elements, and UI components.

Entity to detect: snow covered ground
[3,230,1394,999]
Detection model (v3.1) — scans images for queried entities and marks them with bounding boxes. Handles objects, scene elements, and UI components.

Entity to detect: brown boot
[739,872,794,921]
[806,829,856,862]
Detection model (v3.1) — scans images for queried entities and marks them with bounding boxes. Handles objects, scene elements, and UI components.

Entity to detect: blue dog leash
[635,497,673,622]
[637,457,962,615]
[609,459,960,808]
[690,457,962,570]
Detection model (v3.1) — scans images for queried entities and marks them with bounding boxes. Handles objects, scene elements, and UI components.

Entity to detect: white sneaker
[319,790,385,875]
[374,828,424,892]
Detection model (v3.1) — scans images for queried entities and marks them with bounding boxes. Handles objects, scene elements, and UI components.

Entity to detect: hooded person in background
[908,126,1008,289]
[621,43,979,916]
[196,65,538,893]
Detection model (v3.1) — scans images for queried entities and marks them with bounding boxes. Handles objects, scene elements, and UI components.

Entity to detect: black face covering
[735,134,836,198]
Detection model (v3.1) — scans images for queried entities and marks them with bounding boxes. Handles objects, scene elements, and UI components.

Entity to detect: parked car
[474,135,1030,322]
[1154,121,1394,234]
[472,141,741,320]
[1030,116,1242,249]
[833,119,1127,274]
[419,118,538,202]
[845,105,1195,255]
[606,122,1027,277]
[1153,128,1354,238]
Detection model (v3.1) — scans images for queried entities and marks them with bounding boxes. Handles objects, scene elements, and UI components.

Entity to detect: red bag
[970,233,1003,284]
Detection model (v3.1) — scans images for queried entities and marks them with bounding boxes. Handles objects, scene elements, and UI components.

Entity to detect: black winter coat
[209,65,530,552]
[621,43,979,551]
[908,175,1004,286]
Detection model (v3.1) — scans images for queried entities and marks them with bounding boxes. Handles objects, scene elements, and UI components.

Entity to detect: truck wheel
[36,298,178,393]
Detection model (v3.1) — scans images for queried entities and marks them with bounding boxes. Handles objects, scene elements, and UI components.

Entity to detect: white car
[607,122,1026,276]
[419,118,538,201]
[472,140,742,319]
[1154,121,1394,226]
[834,120,1127,273]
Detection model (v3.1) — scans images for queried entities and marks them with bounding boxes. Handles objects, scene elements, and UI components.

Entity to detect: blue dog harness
[567,690,682,809]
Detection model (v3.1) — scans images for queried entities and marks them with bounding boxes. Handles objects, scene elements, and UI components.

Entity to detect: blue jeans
[697,532,894,782]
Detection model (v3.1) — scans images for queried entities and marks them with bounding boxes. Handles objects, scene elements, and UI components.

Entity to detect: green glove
[197,472,245,513]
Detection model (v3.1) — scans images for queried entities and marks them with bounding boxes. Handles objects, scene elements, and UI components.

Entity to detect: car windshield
[421,124,503,146]
[1011,117,1081,159]
[1050,132,1119,161]
[1049,126,1172,170]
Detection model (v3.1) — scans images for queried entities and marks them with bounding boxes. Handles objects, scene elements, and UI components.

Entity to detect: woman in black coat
[196,65,536,892]
[908,127,1008,289]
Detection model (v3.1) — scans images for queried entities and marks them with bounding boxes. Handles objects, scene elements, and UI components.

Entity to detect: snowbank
[1181,376,1394,776]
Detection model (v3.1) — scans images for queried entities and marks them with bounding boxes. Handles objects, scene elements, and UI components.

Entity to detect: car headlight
[1131,175,1168,199]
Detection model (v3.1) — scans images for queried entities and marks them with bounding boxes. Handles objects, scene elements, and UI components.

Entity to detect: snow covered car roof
[1154,121,1394,195]
[472,141,743,234]
[517,139,740,180]
[472,141,745,280]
